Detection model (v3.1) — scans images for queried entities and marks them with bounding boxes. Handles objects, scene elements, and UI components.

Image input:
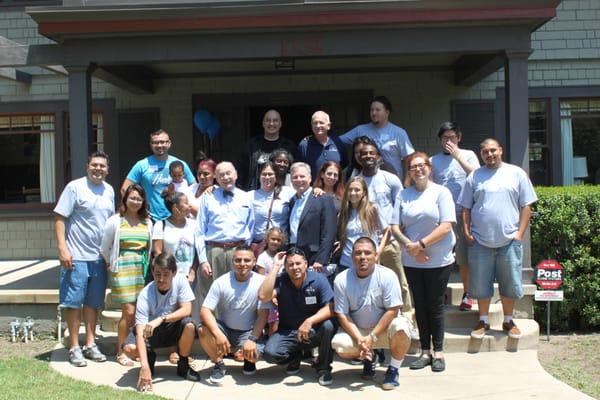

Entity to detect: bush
[531,185,600,331]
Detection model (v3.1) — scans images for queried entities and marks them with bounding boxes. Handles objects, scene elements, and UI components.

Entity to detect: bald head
[215,161,237,190]
[263,109,282,139]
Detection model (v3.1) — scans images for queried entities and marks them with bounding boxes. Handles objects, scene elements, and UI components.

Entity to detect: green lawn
[0,337,166,400]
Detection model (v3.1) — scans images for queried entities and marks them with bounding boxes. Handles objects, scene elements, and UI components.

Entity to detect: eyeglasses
[441,134,458,140]
[151,140,170,145]
[409,163,428,171]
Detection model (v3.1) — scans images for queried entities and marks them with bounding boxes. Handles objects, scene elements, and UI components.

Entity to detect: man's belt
[206,240,245,249]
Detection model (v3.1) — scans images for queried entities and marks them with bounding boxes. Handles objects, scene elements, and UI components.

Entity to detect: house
[0,0,597,260]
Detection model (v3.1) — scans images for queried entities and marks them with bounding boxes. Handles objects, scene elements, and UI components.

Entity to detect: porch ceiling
[28,0,560,41]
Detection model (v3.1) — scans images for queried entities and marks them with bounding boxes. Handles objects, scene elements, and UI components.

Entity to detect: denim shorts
[453,214,468,267]
[59,259,107,309]
[200,320,265,355]
[467,240,524,299]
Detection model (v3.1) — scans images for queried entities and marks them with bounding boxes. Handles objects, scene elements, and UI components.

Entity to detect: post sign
[534,259,564,290]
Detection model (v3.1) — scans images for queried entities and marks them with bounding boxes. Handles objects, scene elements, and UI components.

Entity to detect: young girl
[168,161,189,193]
[256,227,286,335]
[256,227,286,275]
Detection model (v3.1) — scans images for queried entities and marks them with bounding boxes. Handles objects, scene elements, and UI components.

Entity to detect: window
[528,99,551,186]
[560,98,600,185]
[0,114,56,204]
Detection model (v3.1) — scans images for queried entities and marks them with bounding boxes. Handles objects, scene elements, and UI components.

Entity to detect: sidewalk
[50,347,593,400]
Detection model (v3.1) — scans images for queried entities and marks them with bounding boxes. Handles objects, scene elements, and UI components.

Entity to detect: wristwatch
[161,314,168,323]
[369,332,378,343]
[248,334,258,342]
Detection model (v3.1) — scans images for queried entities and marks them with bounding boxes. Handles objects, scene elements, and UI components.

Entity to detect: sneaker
[381,366,399,390]
[459,293,473,311]
[243,360,257,376]
[82,343,106,362]
[409,354,431,370]
[286,354,302,375]
[349,358,363,365]
[361,359,376,380]
[317,370,333,386]
[374,349,386,367]
[502,320,522,339]
[68,346,87,367]
[470,320,490,339]
[177,356,201,382]
[431,357,446,372]
[209,361,226,384]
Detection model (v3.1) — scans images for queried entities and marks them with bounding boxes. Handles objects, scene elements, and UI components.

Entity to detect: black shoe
[318,370,333,386]
[431,357,445,372]
[176,356,201,381]
[409,354,431,370]
[243,360,257,376]
[286,354,302,375]
[361,359,375,380]
[147,350,157,375]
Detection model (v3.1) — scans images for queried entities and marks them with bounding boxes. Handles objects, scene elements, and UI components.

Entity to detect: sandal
[117,353,134,367]
[169,351,180,365]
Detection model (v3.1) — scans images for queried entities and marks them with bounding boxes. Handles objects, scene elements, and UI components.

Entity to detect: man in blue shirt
[259,247,335,386]
[297,111,347,181]
[121,129,195,221]
[195,162,255,300]
[339,96,414,186]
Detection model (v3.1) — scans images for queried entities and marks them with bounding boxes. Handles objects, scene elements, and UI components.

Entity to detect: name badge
[305,296,317,305]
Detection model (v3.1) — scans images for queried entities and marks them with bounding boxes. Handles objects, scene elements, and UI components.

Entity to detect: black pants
[405,265,452,352]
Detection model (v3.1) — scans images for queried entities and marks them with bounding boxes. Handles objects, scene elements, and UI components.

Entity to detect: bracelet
[419,239,426,249]
[248,334,258,342]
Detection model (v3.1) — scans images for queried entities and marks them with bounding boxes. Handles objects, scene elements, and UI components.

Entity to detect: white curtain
[39,116,55,203]
[560,102,574,186]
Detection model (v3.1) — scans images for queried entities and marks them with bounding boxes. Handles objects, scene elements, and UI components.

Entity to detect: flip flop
[117,353,135,367]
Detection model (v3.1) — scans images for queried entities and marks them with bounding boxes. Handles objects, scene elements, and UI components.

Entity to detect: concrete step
[408,318,539,354]
[100,309,121,332]
[445,283,537,306]
[443,303,503,329]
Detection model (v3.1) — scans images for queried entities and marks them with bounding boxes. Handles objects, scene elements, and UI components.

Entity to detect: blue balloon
[206,118,221,140]
[193,109,212,134]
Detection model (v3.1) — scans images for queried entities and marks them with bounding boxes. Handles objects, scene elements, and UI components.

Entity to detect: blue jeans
[468,240,524,299]
[263,319,335,373]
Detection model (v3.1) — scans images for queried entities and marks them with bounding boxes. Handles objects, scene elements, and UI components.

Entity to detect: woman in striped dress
[101,184,152,366]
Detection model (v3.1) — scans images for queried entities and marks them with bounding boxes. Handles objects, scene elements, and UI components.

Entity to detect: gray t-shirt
[393,183,456,268]
[333,265,402,329]
[458,163,538,248]
[135,273,195,325]
[202,271,270,331]
[430,150,480,214]
[53,177,115,261]
[360,170,403,227]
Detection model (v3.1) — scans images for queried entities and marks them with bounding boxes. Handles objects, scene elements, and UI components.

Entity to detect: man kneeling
[124,252,199,392]
[198,246,270,384]
[332,237,411,390]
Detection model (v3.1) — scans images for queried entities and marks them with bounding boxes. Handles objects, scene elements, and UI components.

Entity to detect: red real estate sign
[534,259,564,290]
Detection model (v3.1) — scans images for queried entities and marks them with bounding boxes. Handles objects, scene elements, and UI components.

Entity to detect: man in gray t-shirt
[54,151,114,367]
[331,238,411,391]
[430,122,480,311]
[458,138,537,341]
[199,246,270,384]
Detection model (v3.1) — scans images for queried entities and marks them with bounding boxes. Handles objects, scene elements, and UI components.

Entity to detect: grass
[0,336,166,400]
[538,333,600,399]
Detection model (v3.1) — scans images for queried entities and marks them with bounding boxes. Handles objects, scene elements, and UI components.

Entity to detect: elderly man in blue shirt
[195,162,255,300]
[297,111,348,182]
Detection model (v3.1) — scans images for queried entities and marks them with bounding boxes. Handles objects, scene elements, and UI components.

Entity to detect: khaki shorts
[331,315,411,354]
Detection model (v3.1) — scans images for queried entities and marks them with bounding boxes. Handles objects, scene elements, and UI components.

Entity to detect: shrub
[531,185,600,331]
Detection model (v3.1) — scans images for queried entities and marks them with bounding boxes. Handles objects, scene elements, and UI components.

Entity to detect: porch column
[66,65,93,178]
[504,50,531,172]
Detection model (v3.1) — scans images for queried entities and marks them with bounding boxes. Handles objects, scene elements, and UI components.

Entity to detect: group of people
[54,96,537,392]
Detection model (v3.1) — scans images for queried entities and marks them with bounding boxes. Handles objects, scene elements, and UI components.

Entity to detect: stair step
[445,283,537,306]
[443,303,503,329]
[408,318,539,354]
[100,309,121,332]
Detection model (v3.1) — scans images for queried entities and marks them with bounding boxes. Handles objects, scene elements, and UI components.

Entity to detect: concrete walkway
[50,346,593,400]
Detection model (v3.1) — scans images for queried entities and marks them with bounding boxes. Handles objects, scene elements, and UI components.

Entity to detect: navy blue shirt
[275,270,334,330]
[297,135,348,181]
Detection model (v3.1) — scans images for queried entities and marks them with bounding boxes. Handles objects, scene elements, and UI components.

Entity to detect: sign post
[534,260,564,341]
